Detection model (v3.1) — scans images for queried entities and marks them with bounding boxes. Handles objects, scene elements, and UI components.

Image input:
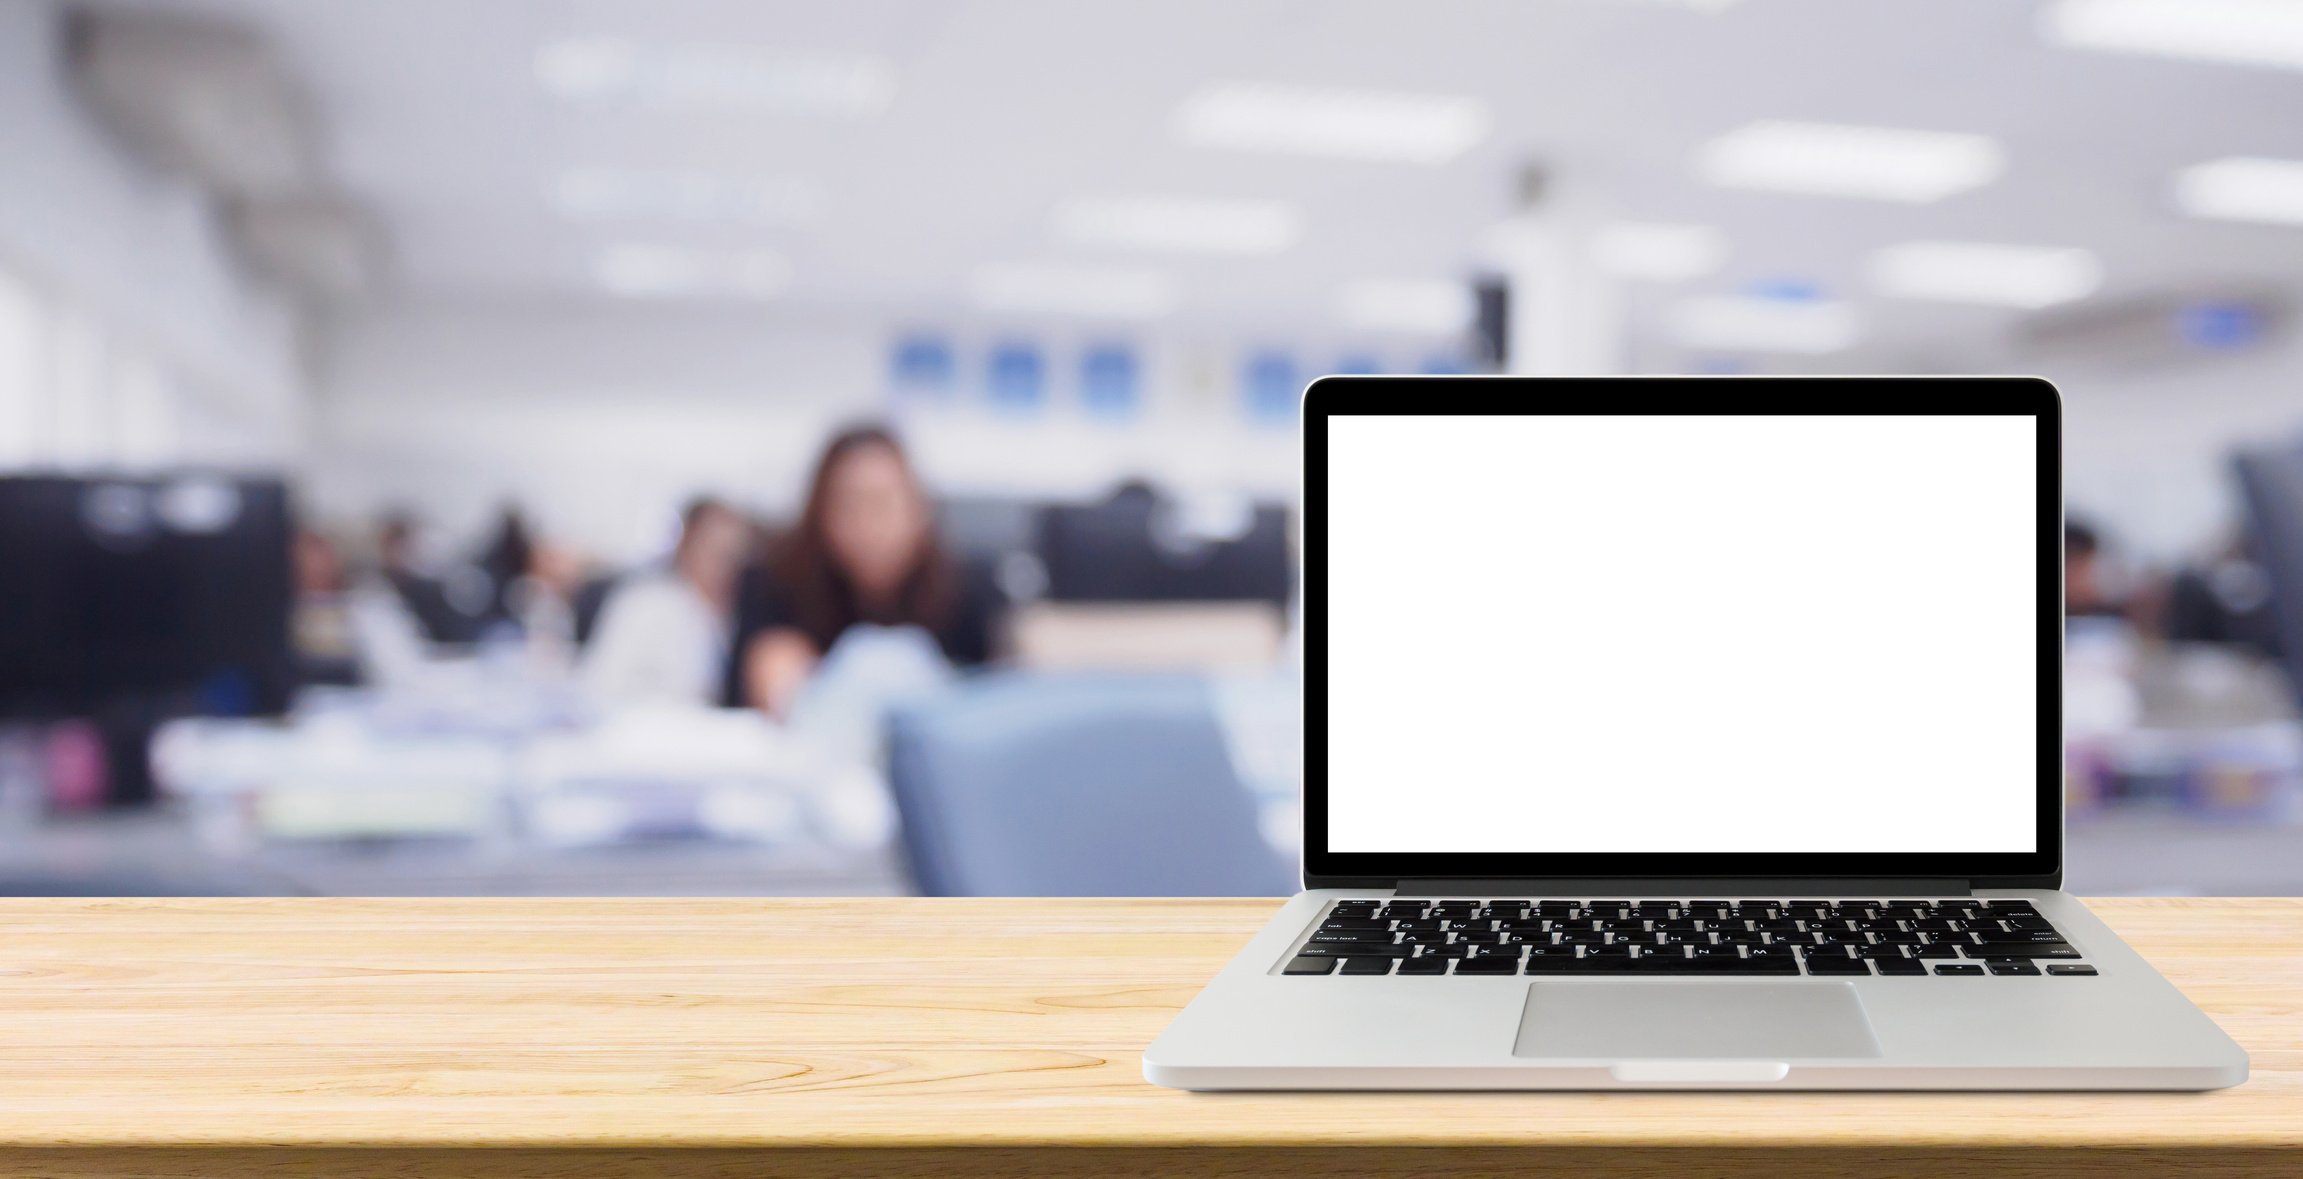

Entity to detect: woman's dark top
[717,559,999,707]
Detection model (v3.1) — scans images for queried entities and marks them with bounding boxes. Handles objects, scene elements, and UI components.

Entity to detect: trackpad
[1513,981,1882,1059]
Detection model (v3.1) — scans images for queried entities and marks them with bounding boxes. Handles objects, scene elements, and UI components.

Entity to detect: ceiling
[88,0,2303,366]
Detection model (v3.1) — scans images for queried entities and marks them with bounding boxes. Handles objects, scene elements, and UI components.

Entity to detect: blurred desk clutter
[0,465,1302,896]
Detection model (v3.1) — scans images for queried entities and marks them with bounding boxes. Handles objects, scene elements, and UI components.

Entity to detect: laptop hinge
[1392,878,1973,897]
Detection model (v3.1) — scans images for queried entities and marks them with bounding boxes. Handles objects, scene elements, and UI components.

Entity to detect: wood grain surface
[0,896,2291,1178]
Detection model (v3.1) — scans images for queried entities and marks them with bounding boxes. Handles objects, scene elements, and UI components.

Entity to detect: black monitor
[1036,489,1292,604]
[2233,443,2303,705]
[0,474,295,720]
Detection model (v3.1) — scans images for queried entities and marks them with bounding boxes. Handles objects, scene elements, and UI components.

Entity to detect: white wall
[0,0,304,466]
[308,296,1299,563]
[309,290,2303,571]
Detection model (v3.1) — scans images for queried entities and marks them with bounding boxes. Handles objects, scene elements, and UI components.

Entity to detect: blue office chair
[886,673,1293,896]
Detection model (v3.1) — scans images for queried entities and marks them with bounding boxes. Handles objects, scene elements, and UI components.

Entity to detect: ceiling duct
[66,7,383,300]
[229,197,380,299]
[66,8,318,199]
[2016,288,2289,370]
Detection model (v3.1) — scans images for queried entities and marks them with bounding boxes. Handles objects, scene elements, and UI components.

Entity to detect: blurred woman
[736,425,994,717]
[583,497,751,707]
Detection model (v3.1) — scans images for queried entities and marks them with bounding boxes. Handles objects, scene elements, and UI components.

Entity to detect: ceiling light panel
[1596,0,1743,10]
[1869,241,2104,308]
[2175,157,2303,225]
[1671,295,1859,354]
[536,38,895,115]
[592,244,792,299]
[1054,196,1303,256]
[1173,82,1491,164]
[1589,222,1728,281]
[969,263,1178,320]
[2045,0,2303,71]
[553,168,820,224]
[1337,278,1475,334]
[1696,120,2005,203]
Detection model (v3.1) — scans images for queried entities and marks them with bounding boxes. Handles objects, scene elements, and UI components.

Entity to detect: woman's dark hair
[772,424,957,648]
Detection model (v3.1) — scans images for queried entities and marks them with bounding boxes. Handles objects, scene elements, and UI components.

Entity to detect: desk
[0,897,2293,1177]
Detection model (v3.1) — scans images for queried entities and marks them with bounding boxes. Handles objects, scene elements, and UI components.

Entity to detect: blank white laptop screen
[1324,413,2039,855]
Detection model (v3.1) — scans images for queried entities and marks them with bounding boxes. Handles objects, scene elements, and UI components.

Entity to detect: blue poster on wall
[987,342,1047,416]
[1243,351,1299,427]
[890,334,956,401]
[1080,345,1141,422]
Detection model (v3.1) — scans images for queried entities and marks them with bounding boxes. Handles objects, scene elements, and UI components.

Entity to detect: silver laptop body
[1145,375,2247,1091]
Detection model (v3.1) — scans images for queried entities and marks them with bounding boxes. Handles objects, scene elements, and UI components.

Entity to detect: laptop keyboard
[1283,899,2097,977]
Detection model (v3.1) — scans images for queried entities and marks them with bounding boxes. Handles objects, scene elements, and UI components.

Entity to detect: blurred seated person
[347,512,451,685]
[735,425,998,718]
[2065,518,2126,620]
[584,497,752,707]
[290,529,362,686]
[473,506,539,638]
[372,511,476,644]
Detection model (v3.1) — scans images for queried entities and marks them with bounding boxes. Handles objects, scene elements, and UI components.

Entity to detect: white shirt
[581,570,730,708]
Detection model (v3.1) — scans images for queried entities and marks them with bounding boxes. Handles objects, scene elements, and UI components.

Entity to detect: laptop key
[1524,955,1796,975]
[1295,943,1411,958]
[2045,964,2099,976]
[1934,963,1985,975]
[1639,954,1798,975]
[1283,956,1337,975]
[1453,956,1520,975]
[1963,943,2080,959]
[1339,957,1395,975]
[1805,956,1871,975]
[1396,956,1448,974]
[1987,960,2042,976]
[1874,957,1927,975]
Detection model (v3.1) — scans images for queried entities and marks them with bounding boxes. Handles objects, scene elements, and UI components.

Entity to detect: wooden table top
[0,896,2295,1178]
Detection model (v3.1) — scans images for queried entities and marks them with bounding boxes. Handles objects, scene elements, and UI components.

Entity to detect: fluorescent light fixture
[2174,157,2303,225]
[1696,120,2004,203]
[1173,82,1490,164]
[592,244,792,299]
[1589,222,1728,281]
[553,168,820,224]
[1868,241,2103,308]
[1670,295,1859,354]
[536,38,895,115]
[1054,196,1303,256]
[1336,278,1475,334]
[969,263,1178,320]
[2046,0,2303,71]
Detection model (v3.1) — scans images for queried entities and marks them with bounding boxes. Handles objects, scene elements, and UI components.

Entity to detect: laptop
[1144,375,2248,1090]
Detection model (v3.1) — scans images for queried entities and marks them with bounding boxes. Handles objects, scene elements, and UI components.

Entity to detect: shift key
[1965,943,2080,960]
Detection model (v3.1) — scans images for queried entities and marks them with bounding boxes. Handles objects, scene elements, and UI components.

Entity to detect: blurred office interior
[4,0,2303,896]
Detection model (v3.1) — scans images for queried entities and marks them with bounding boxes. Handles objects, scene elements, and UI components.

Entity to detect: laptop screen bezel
[1299,375,2064,890]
